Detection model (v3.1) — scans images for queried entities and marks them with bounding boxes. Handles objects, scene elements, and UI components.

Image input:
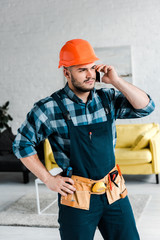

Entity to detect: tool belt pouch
[61,166,127,209]
[106,173,127,204]
[61,180,91,210]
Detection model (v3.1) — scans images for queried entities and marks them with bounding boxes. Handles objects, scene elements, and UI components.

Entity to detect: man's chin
[83,81,95,91]
[82,88,94,92]
[75,86,94,93]
[81,84,95,92]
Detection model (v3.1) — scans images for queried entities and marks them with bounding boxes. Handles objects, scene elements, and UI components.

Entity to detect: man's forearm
[113,77,150,109]
[96,64,150,109]
[20,154,52,184]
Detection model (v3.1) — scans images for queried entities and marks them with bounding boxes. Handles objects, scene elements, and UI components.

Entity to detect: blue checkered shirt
[13,83,155,170]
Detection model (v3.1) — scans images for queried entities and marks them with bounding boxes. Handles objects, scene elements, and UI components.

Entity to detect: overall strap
[51,92,74,126]
[96,89,112,118]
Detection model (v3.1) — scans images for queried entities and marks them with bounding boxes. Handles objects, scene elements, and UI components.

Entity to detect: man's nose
[86,70,92,78]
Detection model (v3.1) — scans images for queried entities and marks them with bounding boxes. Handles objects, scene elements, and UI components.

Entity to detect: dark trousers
[58,194,140,240]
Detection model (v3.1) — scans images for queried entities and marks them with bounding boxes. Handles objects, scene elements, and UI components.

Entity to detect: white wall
[0,0,159,133]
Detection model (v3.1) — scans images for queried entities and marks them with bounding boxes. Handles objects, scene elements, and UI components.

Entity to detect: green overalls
[51,90,140,240]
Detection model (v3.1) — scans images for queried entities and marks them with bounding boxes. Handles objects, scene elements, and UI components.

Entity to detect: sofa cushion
[0,153,27,171]
[116,123,154,148]
[115,148,152,165]
[0,128,15,155]
[131,127,158,150]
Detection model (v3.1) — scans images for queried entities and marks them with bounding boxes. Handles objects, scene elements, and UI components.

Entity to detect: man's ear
[63,68,71,79]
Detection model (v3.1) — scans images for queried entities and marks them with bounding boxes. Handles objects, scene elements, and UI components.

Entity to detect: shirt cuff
[13,145,37,159]
[133,95,155,113]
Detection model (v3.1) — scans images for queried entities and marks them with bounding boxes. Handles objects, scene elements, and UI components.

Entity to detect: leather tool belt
[61,165,127,210]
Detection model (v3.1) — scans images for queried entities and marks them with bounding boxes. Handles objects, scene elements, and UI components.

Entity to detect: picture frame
[94,45,133,89]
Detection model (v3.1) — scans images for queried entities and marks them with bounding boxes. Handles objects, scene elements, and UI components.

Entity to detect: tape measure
[92,182,106,193]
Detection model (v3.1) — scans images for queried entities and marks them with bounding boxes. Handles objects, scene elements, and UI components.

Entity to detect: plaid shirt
[13,83,155,170]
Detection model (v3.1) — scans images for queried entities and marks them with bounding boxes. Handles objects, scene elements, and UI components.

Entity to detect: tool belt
[61,165,127,210]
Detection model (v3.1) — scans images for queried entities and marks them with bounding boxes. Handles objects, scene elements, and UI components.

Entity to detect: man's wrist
[111,77,122,88]
[43,172,54,185]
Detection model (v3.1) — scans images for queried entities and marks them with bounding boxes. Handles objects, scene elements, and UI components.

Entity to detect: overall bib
[51,90,140,240]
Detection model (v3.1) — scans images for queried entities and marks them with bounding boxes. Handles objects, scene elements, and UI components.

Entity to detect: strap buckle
[104,107,109,115]
[63,111,71,121]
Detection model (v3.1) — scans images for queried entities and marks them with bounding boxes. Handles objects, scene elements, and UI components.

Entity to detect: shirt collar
[64,83,96,104]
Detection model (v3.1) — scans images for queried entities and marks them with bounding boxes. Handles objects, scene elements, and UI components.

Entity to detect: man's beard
[71,74,96,93]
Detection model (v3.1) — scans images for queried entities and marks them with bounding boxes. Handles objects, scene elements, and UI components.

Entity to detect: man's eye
[92,68,96,71]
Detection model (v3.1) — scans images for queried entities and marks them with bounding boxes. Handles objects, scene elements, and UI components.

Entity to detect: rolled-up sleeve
[13,103,53,159]
[105,89,155,120]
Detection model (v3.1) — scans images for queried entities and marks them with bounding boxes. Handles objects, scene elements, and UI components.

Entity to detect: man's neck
[75,91,90,103]
[68,84,91,103]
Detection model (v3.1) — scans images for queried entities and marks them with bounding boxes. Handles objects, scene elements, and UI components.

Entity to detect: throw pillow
[131,127,158,150]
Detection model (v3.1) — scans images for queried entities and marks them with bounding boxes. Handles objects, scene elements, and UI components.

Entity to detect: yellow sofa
[44,123,160,184]
[115,123,160,183]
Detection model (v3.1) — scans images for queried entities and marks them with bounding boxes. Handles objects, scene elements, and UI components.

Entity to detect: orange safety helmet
[58,39,99,68]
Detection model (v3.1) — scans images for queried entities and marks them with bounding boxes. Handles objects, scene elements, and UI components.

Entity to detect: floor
[0,172,160,240]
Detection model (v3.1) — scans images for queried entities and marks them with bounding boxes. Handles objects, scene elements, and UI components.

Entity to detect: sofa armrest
[150,131,160,173]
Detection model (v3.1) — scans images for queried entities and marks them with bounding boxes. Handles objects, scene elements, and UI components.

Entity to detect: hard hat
[58,39,99,68]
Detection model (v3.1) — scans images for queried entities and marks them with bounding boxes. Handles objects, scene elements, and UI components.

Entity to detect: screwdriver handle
[66,166,73,178]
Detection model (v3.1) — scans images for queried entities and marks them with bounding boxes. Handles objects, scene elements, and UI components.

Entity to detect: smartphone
[96,70,100,82]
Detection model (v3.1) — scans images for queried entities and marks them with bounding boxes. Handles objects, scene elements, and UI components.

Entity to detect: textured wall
[0,0,159,133]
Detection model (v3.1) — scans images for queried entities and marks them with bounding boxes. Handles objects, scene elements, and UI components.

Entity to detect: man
[13,39,155,239]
